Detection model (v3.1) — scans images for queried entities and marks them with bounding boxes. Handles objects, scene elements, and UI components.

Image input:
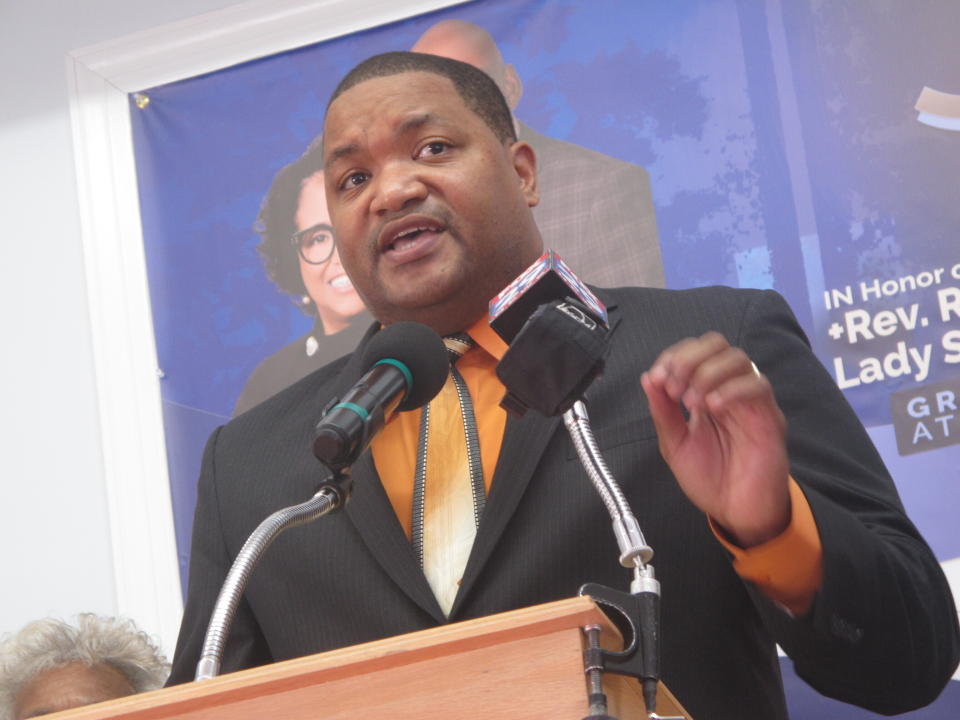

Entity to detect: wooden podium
[47,597,690,719]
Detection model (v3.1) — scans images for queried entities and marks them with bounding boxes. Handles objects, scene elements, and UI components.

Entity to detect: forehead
[323,71,484,160]
[296,173,328,220]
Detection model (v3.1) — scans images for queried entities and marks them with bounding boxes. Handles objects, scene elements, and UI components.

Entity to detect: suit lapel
[451,289,622,616]
[337,290,622,622]
[345,451,446,622]
[331,324,446,622]
[449,408,561,616]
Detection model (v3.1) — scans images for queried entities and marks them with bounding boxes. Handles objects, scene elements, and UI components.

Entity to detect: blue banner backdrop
[129,0,959,716]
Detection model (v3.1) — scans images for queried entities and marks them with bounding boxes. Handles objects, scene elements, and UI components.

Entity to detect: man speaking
[168,52,959,719]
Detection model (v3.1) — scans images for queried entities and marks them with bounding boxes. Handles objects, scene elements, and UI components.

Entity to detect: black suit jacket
[169,286,959,719]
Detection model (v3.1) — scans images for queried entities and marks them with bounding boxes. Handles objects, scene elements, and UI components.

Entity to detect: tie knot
[443,333,475,364]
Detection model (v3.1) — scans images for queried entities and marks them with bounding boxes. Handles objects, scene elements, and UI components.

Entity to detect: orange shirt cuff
[709,478,822,616]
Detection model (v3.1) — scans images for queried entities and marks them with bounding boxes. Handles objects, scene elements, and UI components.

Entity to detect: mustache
[368,203,456,251]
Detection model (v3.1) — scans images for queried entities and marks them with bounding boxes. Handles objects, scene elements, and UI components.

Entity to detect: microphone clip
[579,580,682,720]
[315,464,354,508]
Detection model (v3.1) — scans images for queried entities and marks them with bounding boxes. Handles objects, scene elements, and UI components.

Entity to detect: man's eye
[418,142,448,158]
[342,172,369,189]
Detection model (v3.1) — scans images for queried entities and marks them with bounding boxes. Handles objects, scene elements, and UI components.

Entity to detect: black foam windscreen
[359,322,449,411]
[495,299,609,417]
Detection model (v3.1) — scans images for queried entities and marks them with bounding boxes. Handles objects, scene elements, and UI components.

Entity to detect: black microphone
[313,322,448,469]
[488,251,611,417]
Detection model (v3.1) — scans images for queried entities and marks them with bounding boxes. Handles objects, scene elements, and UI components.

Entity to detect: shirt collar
[466,315,508,361]
[374,315,509,361]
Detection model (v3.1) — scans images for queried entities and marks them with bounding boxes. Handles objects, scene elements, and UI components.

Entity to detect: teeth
[397,225,435,239]
[395,226,439,240]
[386,223,443,251]
[329,275,352,288]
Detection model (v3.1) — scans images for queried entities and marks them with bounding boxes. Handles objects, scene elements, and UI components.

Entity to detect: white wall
[0,0,242,657]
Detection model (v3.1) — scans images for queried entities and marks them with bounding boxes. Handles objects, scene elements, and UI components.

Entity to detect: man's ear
[502,64,523,109]
[510,141,539,208]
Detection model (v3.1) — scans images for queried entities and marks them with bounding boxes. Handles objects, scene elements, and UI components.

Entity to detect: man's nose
[370,162,427,214]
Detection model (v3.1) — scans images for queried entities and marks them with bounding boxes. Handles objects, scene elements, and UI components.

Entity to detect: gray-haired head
[0,614,169,720]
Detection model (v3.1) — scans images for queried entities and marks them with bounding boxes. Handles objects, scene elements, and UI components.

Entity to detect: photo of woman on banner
[233,141,372,415]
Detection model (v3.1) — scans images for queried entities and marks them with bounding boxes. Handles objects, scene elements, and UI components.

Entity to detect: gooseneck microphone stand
[563,400,684,720]
[192,399,680,719]
[563,401,653,570]
[192,321,451,682]
[194,469,352,681]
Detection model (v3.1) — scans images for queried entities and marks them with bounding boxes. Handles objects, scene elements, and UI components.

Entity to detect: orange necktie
[412,334,485,616]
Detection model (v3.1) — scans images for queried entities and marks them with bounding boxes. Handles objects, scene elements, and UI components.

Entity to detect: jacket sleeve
[739,289,959,714]
[166,426,273,686]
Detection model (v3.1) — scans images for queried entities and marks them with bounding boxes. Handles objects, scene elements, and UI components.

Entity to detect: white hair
[0,614,169,720]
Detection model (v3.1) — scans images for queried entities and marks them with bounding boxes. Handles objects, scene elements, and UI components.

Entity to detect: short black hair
[255,138,324,313]
[327,51,517,144]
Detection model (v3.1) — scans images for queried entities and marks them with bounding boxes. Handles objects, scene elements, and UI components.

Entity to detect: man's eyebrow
[325,142,360,169]
[324,113,450,168]
[397,112,445,134]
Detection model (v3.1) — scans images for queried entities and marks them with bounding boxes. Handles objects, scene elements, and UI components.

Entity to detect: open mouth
[329,274,352,289]
[382,220,446,253]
